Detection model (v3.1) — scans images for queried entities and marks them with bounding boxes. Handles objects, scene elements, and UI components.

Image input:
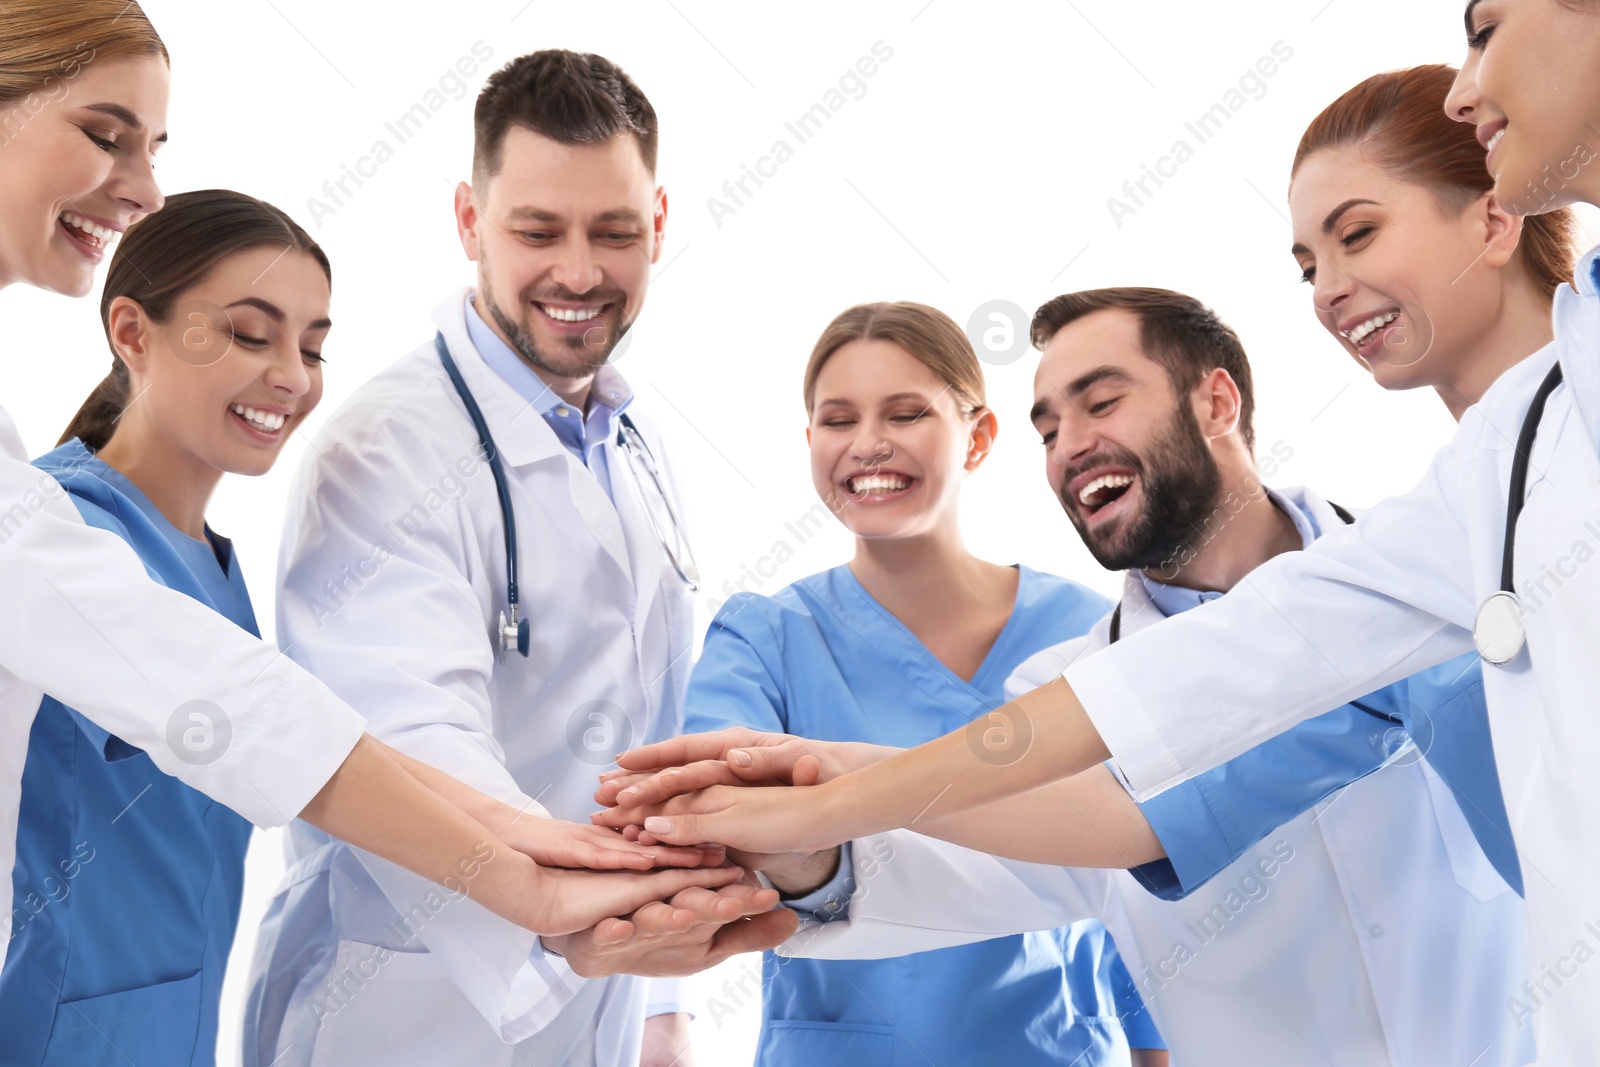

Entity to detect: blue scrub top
[687,564,1164,1067]
[0,440,255,1067]
[1128,506,1522,900]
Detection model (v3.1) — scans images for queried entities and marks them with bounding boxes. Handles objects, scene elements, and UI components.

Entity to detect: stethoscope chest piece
[1473,590,1526,665]
[499,606,531,659]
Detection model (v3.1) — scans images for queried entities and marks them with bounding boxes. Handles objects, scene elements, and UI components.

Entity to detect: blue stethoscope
[434,333,700,658]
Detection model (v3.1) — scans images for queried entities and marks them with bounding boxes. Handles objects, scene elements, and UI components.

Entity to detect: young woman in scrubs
[675,302,1166,1067]
[0,0,777,1016]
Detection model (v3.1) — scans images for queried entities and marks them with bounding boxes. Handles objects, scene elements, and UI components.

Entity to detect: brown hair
[473,49,658,183]
[1292,64,1576,298]
[0,1,167,126]
[1031,288,1255,450]
[803,302,987,420]
[61,190,331,450]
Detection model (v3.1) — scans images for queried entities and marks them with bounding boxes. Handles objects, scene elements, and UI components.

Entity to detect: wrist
[765,847,841,897]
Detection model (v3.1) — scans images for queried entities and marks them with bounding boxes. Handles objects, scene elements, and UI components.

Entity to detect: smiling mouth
[847,473,913,496]
[229,403,288,436]
[536,302,607,323]
[1077,472,1135,515]
[59,210,117,253]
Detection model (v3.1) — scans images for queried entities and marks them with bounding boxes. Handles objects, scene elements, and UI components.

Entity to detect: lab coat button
[1369,924,1384,938]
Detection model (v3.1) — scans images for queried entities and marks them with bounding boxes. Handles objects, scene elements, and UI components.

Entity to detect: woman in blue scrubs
[0,189,337,1066]
[680,302,1165,1067]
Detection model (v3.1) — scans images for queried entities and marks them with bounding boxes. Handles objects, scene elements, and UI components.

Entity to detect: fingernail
[644,817,674,835]
[730,749,753,767]
[617,787,637,802]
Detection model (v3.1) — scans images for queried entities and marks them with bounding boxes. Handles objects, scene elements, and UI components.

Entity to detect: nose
[1444,58,1482,125]
[1313,261,1356,319]
[262,344,314,399]
[550,238,603,296]
[849,422,894,466]
[1049,407,1098,474]
[109,150,163,220]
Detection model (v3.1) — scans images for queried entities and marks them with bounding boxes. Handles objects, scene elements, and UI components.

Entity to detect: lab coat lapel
[430,293,634,582]
[604,429,665,630]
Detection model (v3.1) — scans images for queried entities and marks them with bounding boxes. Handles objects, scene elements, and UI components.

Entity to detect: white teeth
[1078,473,1134,507]
[849,474,911,495]
[60,211,116,248]
[1487,128,1505,153]
[1345,310,1401,345]
[230,403,286,432]
[539,304,602,323]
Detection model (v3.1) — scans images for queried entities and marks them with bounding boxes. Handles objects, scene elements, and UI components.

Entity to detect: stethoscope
[1473,361,1565,665]
[434,333,700,658]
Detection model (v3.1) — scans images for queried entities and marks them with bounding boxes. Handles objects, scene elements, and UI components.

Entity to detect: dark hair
[1031,287,1255,450]
[803,302,986,418]
[1293,64,1576,298]
[472,49,658,183]
[61,190,331,450]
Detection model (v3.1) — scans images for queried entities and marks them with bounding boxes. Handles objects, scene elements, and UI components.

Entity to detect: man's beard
[1064,401,1225,574]
[481,270,630,381]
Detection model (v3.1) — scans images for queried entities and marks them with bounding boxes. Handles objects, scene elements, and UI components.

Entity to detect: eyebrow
[504,206,646,225]
[225,297,332,330]
[1464,0,1486,35]
[1030,366,1133,423]
[815,391,934,409]
[81,103,168,144]
[1290,198,1381,255]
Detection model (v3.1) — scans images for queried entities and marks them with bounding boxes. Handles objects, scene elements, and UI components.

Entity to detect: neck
[1142,471,1301,595]
[473,292,594,411]
[1434,275,1556,421]
[849,520,987,611]
[94,421,221,541]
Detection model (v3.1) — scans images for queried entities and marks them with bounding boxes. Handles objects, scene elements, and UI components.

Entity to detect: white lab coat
[0,407,365,977]
[1056,247,1600,1066]
[782,488,1530,1065]
[243,291,697,1067]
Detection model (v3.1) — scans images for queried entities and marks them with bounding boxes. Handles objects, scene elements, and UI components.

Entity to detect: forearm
[916,764,1164,868]
[298,734,540,930]
[816,677,1112,842]
[385,743,531,833]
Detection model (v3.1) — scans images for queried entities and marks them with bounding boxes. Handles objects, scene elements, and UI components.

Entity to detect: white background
[3,1,1596,1063]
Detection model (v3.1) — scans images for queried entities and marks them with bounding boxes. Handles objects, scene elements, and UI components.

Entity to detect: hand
[522,861,752,937]
[640,1012,695,1067]
[593,782,849,857]
[597,729,892,809]
[494,810,722,871]
[545,882,799,977]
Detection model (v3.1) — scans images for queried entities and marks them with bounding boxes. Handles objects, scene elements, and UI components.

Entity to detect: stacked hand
[589,728,898,892]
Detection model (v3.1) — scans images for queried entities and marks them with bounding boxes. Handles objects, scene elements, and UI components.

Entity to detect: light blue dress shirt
[1126,490,1523,899]
[463,294,630,501]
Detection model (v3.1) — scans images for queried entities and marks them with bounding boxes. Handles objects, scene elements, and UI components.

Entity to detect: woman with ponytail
[0,5,778,1057]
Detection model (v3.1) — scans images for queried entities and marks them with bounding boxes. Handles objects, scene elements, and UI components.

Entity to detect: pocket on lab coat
[756,1019,897,1066]
[306,939,506,1067]
[45,968,204,1066]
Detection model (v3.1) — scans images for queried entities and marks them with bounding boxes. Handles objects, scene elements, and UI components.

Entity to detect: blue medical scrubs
[1126,503,1523,901]
[687,564,1165,1067]
[0,440,255,1066]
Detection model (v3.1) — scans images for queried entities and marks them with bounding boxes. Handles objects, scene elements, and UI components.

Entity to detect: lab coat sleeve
[0,420,364,829]
[644,977,690,1019]
[1064,441,1479,800]
[779,829,1115,960]
[277,425,581,1043]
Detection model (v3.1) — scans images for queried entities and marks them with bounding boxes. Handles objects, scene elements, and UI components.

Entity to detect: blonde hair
[0,1,167,112]
[803,302,987,418]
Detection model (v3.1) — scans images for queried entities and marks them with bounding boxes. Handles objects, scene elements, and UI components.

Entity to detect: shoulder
[1014,565,1115,629]
[706,567,849,643]
[32,442,135,540]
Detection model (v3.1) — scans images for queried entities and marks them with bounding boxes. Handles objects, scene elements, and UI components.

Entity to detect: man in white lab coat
[243,50,771,1067]
[601,288,1533,1064]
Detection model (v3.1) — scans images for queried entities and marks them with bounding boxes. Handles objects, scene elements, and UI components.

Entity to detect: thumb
[729,742,811,784]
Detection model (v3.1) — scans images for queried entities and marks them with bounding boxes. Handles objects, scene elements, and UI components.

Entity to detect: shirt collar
[1135,486,1316,619]
[462,293,635,424]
